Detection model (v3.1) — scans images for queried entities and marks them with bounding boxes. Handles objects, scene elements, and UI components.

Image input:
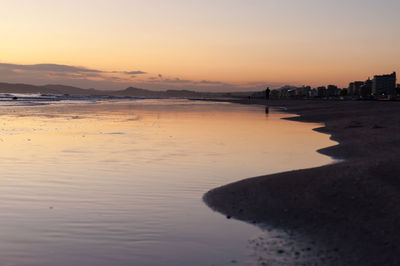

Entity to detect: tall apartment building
[372,72,396,96]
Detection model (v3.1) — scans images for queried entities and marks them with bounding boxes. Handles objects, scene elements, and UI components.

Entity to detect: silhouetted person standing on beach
[265,87,270,114]
[265,87,270,100]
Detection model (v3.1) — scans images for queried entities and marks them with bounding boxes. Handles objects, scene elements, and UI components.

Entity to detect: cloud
[163,78,192,84]
[0,63,149,79]
[0,63,102,73]
[0,62,150,85]
[124,71,147,75]
[197,80,224,85]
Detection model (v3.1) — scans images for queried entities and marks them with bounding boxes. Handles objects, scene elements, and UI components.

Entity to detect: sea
[0,93,336,265]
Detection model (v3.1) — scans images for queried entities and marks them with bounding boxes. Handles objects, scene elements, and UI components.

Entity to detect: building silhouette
[317,86,327,97]
[360,78,373,98]
[327,85,339,97]
[348,81,364,96]
[348,82,354,96]
[373,72,396,96]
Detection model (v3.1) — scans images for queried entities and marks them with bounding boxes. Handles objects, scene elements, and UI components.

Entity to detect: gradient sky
[0,0,399,91]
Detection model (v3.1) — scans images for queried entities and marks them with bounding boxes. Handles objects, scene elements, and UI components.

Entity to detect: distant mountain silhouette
[42,84,99,95]
[0,83,58,94]
[0,82,253,98]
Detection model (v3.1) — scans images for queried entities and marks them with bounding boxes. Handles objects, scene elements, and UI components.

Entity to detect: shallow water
[0,99,335,265]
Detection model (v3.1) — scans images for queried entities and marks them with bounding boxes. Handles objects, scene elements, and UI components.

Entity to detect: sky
[0,0,399,91]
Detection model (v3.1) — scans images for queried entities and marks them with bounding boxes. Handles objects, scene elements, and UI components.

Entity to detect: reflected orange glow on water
[0,99,335,266]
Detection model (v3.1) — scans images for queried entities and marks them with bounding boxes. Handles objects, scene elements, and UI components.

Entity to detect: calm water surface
[0,99,335,265]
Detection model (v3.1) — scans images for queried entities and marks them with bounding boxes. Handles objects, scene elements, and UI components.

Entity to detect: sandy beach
[204,99,400,265]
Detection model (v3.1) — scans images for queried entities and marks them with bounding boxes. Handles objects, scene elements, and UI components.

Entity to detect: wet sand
[204,99,400,265]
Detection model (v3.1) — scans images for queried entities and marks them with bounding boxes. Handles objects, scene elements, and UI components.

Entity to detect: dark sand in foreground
[204,99,400,265]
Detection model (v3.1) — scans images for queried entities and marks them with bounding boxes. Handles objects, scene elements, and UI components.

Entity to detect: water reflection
[0,99,335,265]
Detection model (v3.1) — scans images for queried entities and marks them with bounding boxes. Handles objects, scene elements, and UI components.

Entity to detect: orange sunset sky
[1,0,399,91]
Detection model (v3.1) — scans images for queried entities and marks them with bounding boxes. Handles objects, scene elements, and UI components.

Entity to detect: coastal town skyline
[270,71,399,99]
[1,0,399,91]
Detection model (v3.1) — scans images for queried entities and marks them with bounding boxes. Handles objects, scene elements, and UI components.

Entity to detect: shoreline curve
[204,99,400,265]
